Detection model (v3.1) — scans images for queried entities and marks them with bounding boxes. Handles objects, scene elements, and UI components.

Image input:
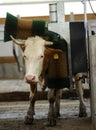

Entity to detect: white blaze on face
[24,36,45,84]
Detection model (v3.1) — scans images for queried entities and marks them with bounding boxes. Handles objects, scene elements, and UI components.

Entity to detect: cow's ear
[45,41,53,46]
[10,35,25,51]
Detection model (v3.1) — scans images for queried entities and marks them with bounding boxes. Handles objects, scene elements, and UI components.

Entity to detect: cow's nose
[25,75,36,83]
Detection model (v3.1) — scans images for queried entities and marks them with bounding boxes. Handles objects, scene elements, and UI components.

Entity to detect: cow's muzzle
[25,75,37,84]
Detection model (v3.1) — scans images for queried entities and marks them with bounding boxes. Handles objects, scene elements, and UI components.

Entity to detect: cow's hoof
[79,112,87,117]
[24,116,34,125]
[45,119,56,127]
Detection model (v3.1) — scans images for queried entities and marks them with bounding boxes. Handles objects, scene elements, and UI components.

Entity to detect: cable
[88,0,96,16]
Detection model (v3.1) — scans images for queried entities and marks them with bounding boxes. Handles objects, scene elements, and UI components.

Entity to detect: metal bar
[0,0,95,5]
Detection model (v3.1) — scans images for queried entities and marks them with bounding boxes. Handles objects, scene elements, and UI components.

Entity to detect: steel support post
[89,36,96,130]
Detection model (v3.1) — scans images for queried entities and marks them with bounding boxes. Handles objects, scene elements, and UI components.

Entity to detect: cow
[10,35,87,126]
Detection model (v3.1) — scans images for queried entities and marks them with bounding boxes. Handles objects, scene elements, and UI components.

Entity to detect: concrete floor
[0,99,92,130]
[0,80,92,130]
[0,99,91,119]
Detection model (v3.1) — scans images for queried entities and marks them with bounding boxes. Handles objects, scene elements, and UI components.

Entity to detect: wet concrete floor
[0,99,92,130]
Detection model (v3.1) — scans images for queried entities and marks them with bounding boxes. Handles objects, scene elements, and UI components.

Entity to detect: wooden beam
[0,13,96,24]
[0,57,16,63]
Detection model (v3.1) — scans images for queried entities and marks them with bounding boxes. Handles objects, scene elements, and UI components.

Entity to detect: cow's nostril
[31,76,35,80]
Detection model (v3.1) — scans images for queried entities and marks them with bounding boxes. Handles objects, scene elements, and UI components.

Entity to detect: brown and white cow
[10,35,63,126]
[10,35,87,126]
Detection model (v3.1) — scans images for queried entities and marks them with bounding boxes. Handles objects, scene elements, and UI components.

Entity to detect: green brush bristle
[4,12,18,42]
[32,20,46,36]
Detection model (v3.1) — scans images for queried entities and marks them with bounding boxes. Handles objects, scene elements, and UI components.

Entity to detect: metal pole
[82,0,87,27]
[89,36,96,130]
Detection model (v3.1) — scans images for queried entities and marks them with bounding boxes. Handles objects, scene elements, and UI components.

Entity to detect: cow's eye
[40,55,44,58]
[24,55,27,60]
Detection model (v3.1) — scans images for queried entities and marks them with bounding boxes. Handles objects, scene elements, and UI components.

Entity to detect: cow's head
[10,35,53,85]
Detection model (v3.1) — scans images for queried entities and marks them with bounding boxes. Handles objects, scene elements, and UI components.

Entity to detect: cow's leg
[54,89,62,117]
[75,73,87,117]
[24,84,37,124]
[47,89,56,126]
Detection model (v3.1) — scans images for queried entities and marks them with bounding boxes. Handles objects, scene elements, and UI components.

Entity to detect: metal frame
[0,0,95,5]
